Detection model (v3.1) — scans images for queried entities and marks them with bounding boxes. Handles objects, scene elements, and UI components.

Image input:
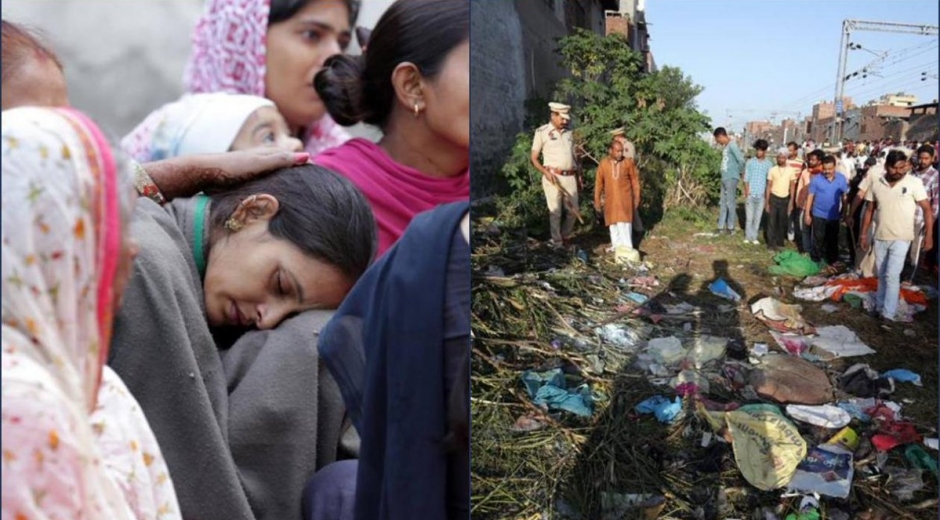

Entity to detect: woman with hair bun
[313,0,469,257]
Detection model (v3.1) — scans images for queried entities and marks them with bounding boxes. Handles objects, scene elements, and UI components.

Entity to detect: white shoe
[752,240,760,245]
[743,239,750,244]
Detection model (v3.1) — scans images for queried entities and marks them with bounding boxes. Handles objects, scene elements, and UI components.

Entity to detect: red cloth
[314,139,469,257]
[825,277,928,306]
[871,422,921,451]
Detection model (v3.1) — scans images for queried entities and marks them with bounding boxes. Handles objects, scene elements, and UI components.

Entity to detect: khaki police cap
[548,102,571,120]
[609,127,626,136]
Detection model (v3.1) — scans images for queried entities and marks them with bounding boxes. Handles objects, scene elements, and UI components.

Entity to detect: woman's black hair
[269,0,360,26]
[209,164,376,281]
[313,0,469,128]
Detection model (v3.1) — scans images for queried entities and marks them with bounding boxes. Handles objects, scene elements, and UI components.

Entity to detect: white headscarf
[2,107,182,520]
[121,92,274,162]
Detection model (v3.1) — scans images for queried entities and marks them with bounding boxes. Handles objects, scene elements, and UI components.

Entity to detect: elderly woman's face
[265,0,351,131]
[1,57,69,110]
[423,40,470,151]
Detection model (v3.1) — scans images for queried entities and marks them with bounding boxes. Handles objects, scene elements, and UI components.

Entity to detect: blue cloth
[744,158,773,198]
[521,368,595,417]
[809,172,849,220]
[721,142,745,181]
[745,196,765,242]
[318,201,469,520]
[718,178,739,231]
[882,369,922,385]
[874,239,911,321]
[635,395,682,423]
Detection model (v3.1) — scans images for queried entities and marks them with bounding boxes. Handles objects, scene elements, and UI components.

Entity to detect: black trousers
[767,195,790,248]
[812,217,840,265]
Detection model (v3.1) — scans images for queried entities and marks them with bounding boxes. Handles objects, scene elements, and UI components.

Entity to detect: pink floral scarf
[184,0,348,156]
[2,107,181,520]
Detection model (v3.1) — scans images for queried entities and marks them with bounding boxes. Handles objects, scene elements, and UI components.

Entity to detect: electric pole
[833,19,938,144]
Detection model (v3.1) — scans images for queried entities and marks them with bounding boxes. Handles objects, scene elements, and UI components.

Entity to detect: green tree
[500,29,719,231]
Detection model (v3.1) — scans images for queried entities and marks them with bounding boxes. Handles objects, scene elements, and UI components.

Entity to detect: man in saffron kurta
[595,140,641,250]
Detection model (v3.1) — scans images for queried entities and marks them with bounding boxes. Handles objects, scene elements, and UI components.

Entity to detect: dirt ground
[471,204,939,520]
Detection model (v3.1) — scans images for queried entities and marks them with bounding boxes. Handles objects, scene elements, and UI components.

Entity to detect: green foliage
[498,29,720,232]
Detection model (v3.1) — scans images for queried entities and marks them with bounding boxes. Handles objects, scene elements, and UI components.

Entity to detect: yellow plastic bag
[701,404,807,491]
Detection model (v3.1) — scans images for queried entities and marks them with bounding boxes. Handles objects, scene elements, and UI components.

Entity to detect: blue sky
[644,0,939,132]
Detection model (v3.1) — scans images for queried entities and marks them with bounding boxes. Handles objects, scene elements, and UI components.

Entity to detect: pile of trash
[470,217,937,520]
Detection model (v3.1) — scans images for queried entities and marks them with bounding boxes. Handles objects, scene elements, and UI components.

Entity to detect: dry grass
[471,203,938,520]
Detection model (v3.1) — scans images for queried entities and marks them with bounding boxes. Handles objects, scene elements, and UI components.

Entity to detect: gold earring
[414,103,420,118]
[225,218,243,232]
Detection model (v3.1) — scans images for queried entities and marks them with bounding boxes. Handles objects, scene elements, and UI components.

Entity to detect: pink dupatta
[315,138,470,256]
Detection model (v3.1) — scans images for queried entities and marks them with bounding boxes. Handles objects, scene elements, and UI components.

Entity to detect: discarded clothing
[872,422,921,452]
[635,395,682,423]
[810,326,875,358]
[768,250,821,277]
[882,369,922,386]
[839,363,893,398]
[521,369,594,417]
[769,331,811,356]
[751,297,814,334]
[792,284,839,302]
[786,405,851,429]
[750,355,833,405]
[836,398,877,422]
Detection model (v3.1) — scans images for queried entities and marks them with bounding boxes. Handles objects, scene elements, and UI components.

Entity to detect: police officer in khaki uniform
[531,102,580,247]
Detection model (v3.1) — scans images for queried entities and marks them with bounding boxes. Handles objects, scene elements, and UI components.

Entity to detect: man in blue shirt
[804,155,849,265]
[743,139,773,244]
[714,127,745,234]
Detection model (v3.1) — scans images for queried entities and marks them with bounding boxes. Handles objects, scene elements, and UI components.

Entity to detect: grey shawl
[109,197,357,520]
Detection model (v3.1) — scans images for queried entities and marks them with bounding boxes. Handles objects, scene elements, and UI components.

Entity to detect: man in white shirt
[860,150,934,325]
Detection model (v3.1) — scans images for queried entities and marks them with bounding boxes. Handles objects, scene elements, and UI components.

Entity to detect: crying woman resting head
[107,163,376,520]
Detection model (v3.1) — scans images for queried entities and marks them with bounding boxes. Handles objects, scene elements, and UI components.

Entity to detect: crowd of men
[528,101,938,327]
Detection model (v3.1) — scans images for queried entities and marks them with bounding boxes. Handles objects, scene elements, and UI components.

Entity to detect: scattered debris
[708,277,741,302]
[810,325,876,358]
[750,355,834,405]
[785,404,852,428]
[510,414,548,432]
[702,405,806,491]
[768,250,821,277]
[882,368,923,386]
[635,395,682,423]
[521,368,595,417]
[751,297,814,334]
[884,466,925,501]
[787,444,854,498]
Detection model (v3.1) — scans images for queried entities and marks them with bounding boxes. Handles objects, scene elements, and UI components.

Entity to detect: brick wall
[470,0,526,196]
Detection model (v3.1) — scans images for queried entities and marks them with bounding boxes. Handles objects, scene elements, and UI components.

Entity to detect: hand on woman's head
[266,0,353,131]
